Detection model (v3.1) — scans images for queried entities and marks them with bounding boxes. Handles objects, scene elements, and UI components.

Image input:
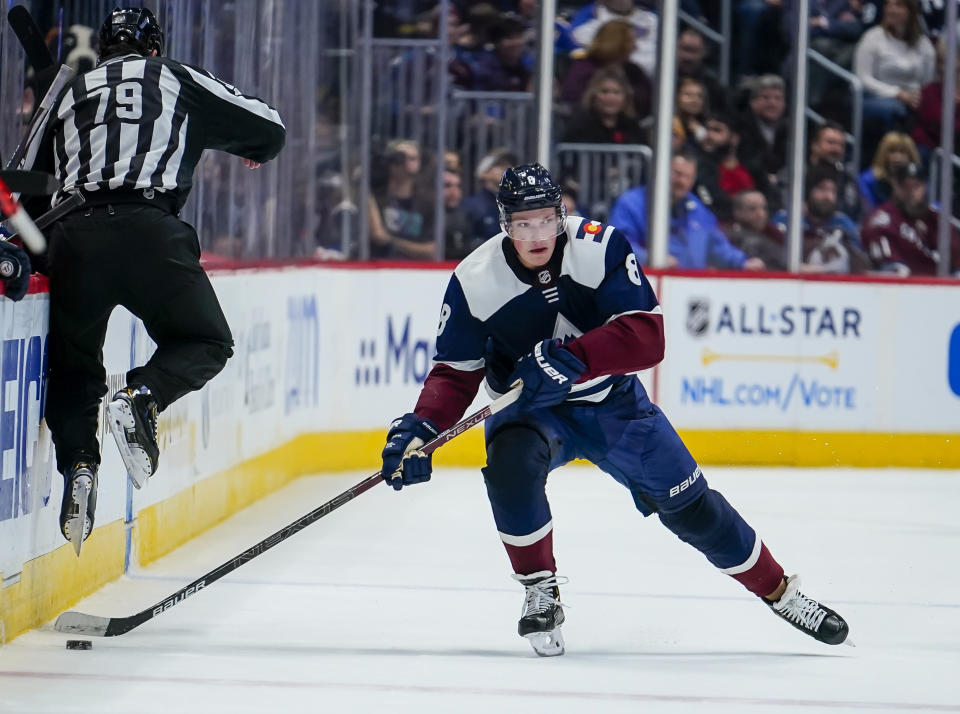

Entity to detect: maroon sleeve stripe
[564,311,665,382]
[414,363,486,430]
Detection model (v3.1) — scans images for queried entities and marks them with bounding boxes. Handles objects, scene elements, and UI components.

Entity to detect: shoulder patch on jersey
[573,218,605,242]
[869,210,891,228]
[561,223,616,289]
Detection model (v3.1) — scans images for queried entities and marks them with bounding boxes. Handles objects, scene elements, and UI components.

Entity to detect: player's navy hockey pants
[482,378,783,596]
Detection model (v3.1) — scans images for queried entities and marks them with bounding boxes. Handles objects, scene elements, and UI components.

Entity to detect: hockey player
[380,163,849,656]
[19,7,285,555]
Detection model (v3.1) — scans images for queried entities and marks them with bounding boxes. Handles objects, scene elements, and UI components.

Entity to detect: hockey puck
[65,639,92,650]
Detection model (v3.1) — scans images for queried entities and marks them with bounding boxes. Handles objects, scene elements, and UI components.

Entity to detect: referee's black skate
[107,385,159,489]
[767,574,850,645]
[59,459,98,557]
[513,571,567,656]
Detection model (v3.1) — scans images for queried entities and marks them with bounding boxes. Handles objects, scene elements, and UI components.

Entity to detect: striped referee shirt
[24,53,285,209]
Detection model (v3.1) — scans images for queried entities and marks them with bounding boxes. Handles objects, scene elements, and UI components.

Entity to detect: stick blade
[7,6,54,71]
[55,611,110,637]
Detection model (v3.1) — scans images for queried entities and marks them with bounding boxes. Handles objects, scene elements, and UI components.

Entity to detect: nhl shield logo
[538,270,551,284]
[686,299,710,338]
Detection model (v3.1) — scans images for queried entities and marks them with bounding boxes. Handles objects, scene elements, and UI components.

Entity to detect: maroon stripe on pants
[730,541,785,597]
[503,529,556,575]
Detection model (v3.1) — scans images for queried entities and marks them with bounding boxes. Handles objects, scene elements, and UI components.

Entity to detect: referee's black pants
[45,203,234,475]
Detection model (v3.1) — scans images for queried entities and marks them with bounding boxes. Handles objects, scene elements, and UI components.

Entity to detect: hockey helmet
[99,6,164,57]
[497,163,566,241]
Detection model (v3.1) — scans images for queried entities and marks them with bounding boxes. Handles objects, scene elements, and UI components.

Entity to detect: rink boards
[0,265,958,642]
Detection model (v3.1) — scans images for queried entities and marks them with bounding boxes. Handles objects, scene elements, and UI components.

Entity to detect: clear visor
[502,207,566,242]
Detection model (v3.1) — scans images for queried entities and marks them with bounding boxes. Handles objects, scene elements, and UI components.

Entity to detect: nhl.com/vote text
[681,374,856,411]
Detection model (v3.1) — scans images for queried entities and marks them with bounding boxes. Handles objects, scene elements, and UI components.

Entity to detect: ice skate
[107,385,159,489]
[513,571,567,656]
[59,460,98,557]
[767,574,849,645]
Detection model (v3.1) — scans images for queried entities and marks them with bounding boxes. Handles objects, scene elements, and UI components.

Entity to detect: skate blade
[66,480,91,557]
[107,399,152,489]
[524,629,565,657]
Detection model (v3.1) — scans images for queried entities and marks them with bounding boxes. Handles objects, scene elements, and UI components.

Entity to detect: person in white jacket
[853,0,935,141]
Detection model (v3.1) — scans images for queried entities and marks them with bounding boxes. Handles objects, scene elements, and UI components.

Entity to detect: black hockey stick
[55,386,522,637]
[7,6,55,74]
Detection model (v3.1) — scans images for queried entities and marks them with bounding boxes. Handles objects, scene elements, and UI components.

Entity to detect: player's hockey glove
[380,413,440,491]
[0,240,31,302]
[511,339,586,411]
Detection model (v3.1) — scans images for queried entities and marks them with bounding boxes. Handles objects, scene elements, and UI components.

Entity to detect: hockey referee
[20,7,286,555]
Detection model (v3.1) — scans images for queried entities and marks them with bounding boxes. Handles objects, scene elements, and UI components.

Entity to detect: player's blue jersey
[434,216,661,403]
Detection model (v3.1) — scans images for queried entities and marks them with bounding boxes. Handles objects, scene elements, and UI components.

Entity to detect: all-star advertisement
[656,276,960,432]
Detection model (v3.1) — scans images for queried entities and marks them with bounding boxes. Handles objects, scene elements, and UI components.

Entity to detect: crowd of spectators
[353,0,959,277]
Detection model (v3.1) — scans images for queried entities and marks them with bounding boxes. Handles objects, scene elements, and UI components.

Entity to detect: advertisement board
[656,276,960,433]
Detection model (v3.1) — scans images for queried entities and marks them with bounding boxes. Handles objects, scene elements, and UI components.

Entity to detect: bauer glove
[380,413,440,490]
[510,339,586,411]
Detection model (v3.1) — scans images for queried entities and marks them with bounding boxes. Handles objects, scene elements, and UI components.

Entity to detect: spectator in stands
[861,0,955,39]
[461,148,519,248]
[467,14,533,91]
[676,76,710,151]
[697,111,778,222]
[561,67,645,144]
[727,189,788,270]
[734,0,788,77]
[511,0,580,56]
[792,0,868,108]
[368,139,435,260]
[736,74,790,182]
[570,0,659,77]
[457,2,501,51]
[807,120,862,219]
[773,164,870,274]
[676,27,727,112]
[561,184,582,218]
[444,150,462,174]
[912,33,960,156]
[443,169,477,260]
[609,150,766,270]
[913,31,960,217]
[853,0,935,150]
[805,0,866,66]
[441,4,480,87]
[672,115,687,153]
[858,131,920,212]
[561,19,653,120]
[861,161,960,276]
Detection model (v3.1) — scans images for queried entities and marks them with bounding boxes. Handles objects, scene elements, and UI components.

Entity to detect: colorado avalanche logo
[538,270,551,284]
[584,221,602,235]
[686,299,710,338]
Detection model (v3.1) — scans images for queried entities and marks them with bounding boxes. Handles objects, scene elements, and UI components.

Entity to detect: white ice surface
[1,465,959,713]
